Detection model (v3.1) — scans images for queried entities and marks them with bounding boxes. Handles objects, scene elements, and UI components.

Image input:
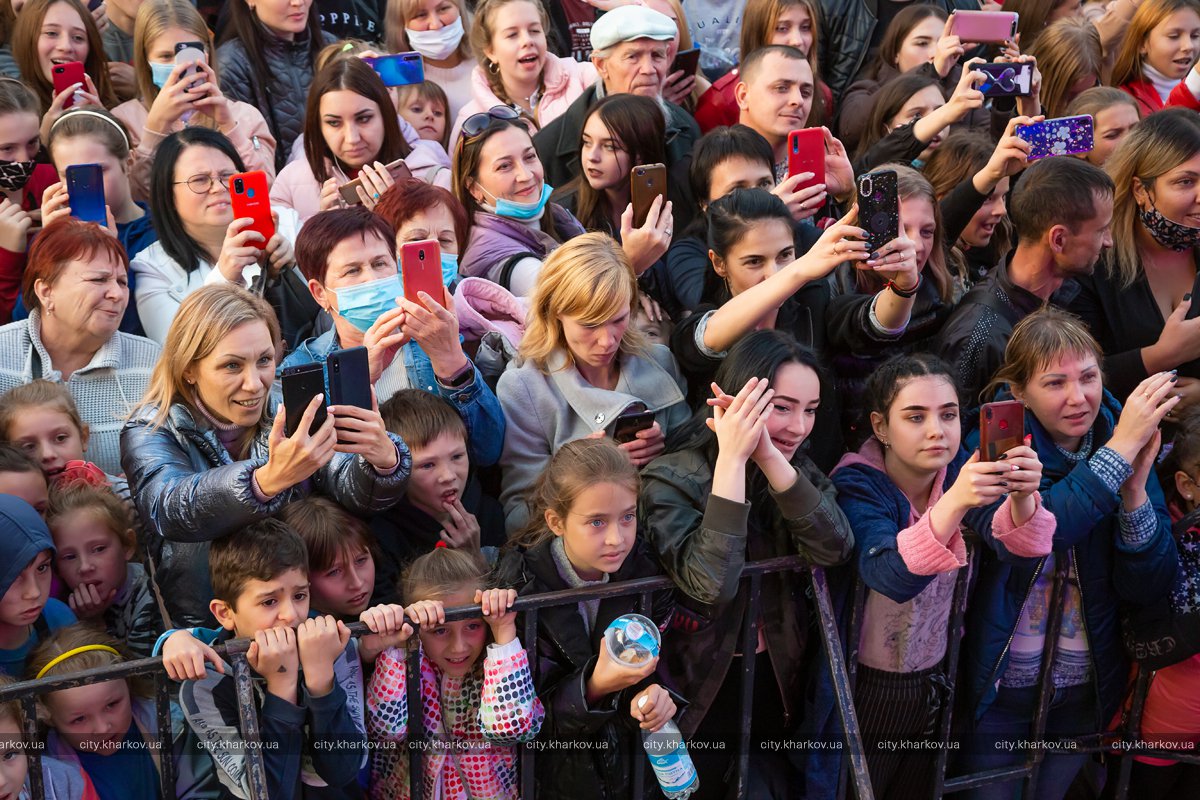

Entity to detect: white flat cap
[590,5,677,52]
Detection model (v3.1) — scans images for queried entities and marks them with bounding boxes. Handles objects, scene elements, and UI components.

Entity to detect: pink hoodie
[449,53,598,151]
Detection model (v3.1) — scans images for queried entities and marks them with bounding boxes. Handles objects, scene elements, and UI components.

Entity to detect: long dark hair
[855,71,942,160]
[866,4,947,80]
[666,329,824,459]
[303,57,411,185]
[452,117,564,243]
[561,94,666,235]
[862,352,958,433]
[701,188,794,305]
[149,128,246,275]
[220,0,324,107]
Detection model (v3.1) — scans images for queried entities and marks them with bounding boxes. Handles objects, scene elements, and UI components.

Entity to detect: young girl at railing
[830,353,1054,798]
[25,623,220,800]
[44,481,162,659]
[0,673,100,800]
[495,438,679,800]
[366,546,543,800]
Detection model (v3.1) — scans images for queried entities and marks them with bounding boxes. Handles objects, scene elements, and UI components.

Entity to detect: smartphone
[51,62,86,109]
[281,363,328,437]
[362,52,424,87]
[950,10,1019,43]
[787,128,825,194]
[980,400,1025,462]
[977,63,1033,98]
[1015,115,1094,161]
[65,164,106,225]
[631,163,666,228]
[856,169,900,254]
[174,41,207,84]
[229,171,275,246]
[613,409,655,444]
[670,47,701,76]
[400,239,446,308]
[327,345,372,426]
[1186,271,1200,320]
[339,159,413,205]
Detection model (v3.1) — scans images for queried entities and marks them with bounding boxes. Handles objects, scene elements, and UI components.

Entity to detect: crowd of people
[2,0,1200,799]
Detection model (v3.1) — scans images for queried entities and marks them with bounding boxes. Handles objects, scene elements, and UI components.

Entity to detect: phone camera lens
[418,250,425,260]
[234,179,244,193]
[985,408,993,421]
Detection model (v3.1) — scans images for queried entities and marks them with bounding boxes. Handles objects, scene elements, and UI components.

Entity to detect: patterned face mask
[1139,200,1200,252]
[0,159,36,192]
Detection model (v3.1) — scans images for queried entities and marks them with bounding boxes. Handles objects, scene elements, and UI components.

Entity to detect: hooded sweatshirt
[0,495,75,676]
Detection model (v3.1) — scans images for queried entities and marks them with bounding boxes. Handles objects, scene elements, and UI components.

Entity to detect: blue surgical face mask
[332,272,401,333]
[440,252,459,287]
[149,61,174,89]
[481,183,553,222]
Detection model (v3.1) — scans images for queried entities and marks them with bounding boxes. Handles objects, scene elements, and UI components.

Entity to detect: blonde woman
[120,284,409,626]
[110,0,276,203]
[449,0,596,147]
[385,0,476,120]
[1111,0,1200,116]
[1067,109,1200,406]
[496,232,689,528]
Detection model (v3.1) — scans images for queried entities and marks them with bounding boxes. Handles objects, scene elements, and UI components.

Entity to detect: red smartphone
[52,62,86,109]
[787,128,826,194]
[229,171,275,246]
[980,400,1025,462]
[950,10,1019,43]
[400,239,446,308]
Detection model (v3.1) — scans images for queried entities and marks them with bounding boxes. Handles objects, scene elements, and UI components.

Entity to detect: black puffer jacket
[217,26,336,169]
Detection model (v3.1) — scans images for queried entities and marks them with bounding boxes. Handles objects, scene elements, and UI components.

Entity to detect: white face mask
[405,16,465,61]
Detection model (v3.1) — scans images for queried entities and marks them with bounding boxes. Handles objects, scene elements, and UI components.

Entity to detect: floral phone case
[856,170,899,254]
[1015,115,1094,161]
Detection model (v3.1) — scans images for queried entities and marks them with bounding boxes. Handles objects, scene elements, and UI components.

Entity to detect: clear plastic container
[603,613,660,668]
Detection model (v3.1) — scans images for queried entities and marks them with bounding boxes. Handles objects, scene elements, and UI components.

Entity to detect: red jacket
[0,163,58,323]
[1120,77,1200,117]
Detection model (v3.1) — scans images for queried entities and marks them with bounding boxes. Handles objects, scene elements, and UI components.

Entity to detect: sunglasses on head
[460,105,524,139]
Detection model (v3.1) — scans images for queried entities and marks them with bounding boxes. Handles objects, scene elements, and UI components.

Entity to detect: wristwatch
[437,361,474,389]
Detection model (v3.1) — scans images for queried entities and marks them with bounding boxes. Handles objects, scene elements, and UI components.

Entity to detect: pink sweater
[112,98,277,205]
[449,53,598,151]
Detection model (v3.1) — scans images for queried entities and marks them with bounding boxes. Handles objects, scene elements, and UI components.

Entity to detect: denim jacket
[280,329,505,467]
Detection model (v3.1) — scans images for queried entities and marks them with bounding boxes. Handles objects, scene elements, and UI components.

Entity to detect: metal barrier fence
[0,551,1194,800]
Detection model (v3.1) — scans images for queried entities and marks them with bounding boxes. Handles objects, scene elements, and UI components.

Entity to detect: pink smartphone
[400,239,446,308]
[950,10,1019,43]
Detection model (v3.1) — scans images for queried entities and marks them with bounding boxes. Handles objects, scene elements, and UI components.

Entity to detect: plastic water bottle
[639,697,699,798]
[603,614,660,667]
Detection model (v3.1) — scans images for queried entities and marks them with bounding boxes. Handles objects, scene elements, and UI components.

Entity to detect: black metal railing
[2,552,1194,800]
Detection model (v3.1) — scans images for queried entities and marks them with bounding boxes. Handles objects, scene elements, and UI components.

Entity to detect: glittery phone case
[857,170,899,254]
[1015,115,1094,161]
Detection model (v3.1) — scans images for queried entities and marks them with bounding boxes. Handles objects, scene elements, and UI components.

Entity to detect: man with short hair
[533,5,700,203]
[936,156,1115,406]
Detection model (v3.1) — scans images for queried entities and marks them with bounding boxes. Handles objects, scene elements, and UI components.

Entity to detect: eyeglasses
[175,173,234,194]
[460,105,523,139]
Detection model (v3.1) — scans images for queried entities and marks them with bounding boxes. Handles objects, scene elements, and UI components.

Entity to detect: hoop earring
[487,59,499,75]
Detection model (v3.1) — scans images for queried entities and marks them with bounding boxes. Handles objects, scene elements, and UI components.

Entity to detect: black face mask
[1139,200,1200,252]
[0,159,36,193]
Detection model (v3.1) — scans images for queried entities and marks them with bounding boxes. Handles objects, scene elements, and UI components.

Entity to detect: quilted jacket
[120,397,410,627]
[217,26,337,169]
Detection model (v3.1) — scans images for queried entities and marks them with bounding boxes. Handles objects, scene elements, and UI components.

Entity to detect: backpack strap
[497,252,538,292]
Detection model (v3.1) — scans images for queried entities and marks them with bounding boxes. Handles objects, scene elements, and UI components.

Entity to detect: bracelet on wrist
[885,276,920,298]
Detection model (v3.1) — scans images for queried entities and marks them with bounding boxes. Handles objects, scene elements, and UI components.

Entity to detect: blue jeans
[958,683,1095,800]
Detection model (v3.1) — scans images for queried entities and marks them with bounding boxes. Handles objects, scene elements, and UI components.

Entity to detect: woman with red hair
[0,217,160,474]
